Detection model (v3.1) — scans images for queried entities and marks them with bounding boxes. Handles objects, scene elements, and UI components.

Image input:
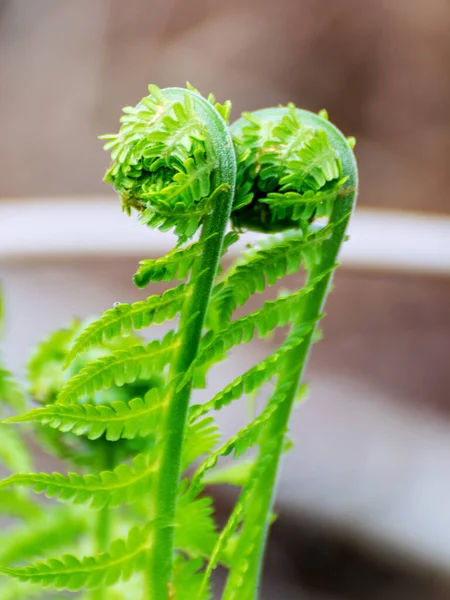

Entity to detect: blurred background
[1,1,450,598]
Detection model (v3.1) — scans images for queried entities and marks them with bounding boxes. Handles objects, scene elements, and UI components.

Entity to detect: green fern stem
[223,108,358,600]
[144,90,236,600]
[92,443,116,600]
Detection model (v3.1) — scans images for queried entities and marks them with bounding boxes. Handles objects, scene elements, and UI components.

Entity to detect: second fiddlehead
[221,106,358,600]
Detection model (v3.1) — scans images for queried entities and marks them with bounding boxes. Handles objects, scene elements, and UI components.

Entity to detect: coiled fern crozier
[0,84,358,600]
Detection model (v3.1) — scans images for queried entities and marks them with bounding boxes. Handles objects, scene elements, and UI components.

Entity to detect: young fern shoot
[0,85,357,600]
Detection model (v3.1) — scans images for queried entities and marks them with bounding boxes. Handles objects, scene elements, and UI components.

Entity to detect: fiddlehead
[102,84,234,242]
[103,84,237,599]
[220,106,358,600]
[230,104,347,233]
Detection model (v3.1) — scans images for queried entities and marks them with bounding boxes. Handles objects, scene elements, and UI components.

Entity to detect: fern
[0,490,43,520]
[0,453,156,509]
[0,509,86,566]
[0,524,151,591]
[172,556,211,600]
[0,367,25,411]
[57,329,178,404]
[134,231,238,290]
[189,329,306,421]
[134,241,202,288]
[185,280,326,385]
[190,381,290,495]
[207,227,331,327]
[0,425,31,472]
[7,388,164,441]
[65,284,187,366]
[181,416,220,471]
[1,85,357,600]
[175,487,219,560]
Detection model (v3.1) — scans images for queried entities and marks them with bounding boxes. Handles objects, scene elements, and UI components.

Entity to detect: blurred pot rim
[1,196,449,276]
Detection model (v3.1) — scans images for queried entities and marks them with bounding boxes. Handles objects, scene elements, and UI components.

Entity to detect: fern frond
[0,490,43,520]
[57,330,178,404]
[208,228,330,327]
[175,487,218,559]
[190,382,290,493]
[258,109,316,183]
[133,231,238,290]
[262,187,339,226]
[0,367,25,412]
[189,329,305,422]
[230,104,345,233]
[65,284,186,366]
[0,580,69,600]
[0,524,151,591]
[172,556,211,600]
[134,242,201,288]
[182,417,220,471]
[143,149,216,210]
[185,277,326,387]
[7,388,164,441]
[280,128,341,192]
[199,418,287,593]
[221,433,286,600]
[104,85,233,241]
[202,459,255,487]
[0,510,86,565]
[0,453,156,509]
[0,425,31,472]
[27,321,80,401]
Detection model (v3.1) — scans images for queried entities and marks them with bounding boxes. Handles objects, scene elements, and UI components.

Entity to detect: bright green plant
[0,84,357,599]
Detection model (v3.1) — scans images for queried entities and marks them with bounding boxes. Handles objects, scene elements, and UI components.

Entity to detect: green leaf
[208,229,308,326]
[280,129,341,192]
[172,556,212,600]
[65,284,187,366]
[0,524,151,591]
[27,321,80,401]
[0,453,156,509]
[189,328,306,422]
[190,381,292,493]
[182,417,220,471]
[0,580,69,600]
[57,330,178,404]
[0,509,86,566]
[0,368,25,412]
[202,459,255,487]
[175,488,218,559]
[133,241,201,288]
[0,490,42,520]
[0,425,31,472]
[185,278,326,387]
[7,388,164,441]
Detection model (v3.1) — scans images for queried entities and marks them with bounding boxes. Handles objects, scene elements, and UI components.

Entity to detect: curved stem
[223,111,358,600]
[144,91,236,600]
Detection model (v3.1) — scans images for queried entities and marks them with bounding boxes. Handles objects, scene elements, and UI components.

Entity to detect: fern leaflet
[64,284,186,366]
[57,330,178,404]
[0,454,156,509]
[184,275,328,387]
[6,388,164,441]
[189,329,305,421]
[175,487,219,560]
[133,241,201,288]
[0,524,151,591]
[190,382,290,494]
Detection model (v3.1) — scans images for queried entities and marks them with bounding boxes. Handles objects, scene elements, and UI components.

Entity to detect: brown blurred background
[1,1,450,599]
[1,0,450,214]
